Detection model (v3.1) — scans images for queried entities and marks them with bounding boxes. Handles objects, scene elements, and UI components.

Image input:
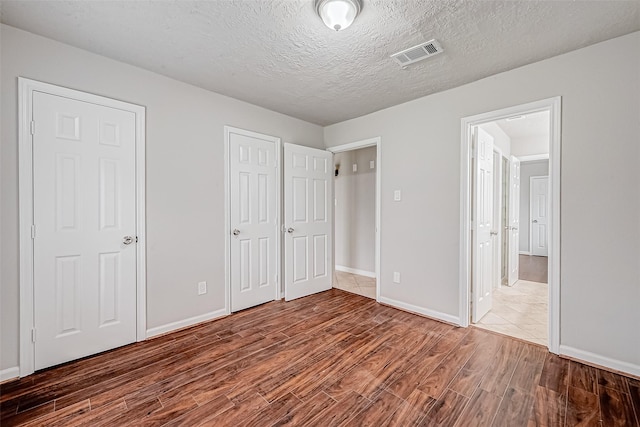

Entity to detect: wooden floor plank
[1,289,636,426]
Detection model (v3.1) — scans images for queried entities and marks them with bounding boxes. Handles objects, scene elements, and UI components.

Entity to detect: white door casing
[530,176,549,256]
[472,127,494,322]
[508,156,521,286]
[284,143,333,300]
[228,128,279,312]
[32,91,138,370]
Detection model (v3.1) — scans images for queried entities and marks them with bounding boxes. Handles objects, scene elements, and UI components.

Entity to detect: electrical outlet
[198,281,207,295]
[393,272,401,283]
[370,160,375,169]
[352,163,358,172]
[394,190,402,201]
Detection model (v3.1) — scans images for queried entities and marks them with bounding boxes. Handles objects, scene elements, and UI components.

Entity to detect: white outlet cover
[393,272,401,283]
[370,160,375,169]
[394,190,401,201]
[352,163,358,172]
[198,281,207,295]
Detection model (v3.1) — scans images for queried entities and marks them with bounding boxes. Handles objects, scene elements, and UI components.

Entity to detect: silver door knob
[123,236,134,245]
[532,219,538,223]
[232,229,240,236]
[287,228,294,234]
[490,231,498,236]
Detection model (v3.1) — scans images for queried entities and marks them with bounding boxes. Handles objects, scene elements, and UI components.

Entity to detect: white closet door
[229,129,278,312]
[33,92,137,370]
[508,156,521,285]
[531,176,549,256]
[284,143,333,300]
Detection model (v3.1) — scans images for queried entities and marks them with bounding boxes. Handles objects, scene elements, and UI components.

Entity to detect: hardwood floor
[1,289,638,426]
[519,254,548,283]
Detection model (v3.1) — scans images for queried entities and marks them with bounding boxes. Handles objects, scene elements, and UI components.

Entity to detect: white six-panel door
[472,127,494,322]
[33,92,137,370]
[229,129,278,312]
[284,143,333,300]
[508,156,521,286]
[531,176,549,257]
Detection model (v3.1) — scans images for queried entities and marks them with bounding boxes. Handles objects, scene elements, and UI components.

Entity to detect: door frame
[223,126,282,314]
[327,137,381,301]
[529,175,549,256]
[459,97,561,354]
[18,78,147,377]
[492,146,504,290]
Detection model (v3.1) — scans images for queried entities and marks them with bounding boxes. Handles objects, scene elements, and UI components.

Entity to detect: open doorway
[474,112,550,346]
[328,138,381,301]
[460,97,560,353]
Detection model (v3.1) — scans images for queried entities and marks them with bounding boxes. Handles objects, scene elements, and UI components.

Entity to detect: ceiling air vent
[391,39,443,67]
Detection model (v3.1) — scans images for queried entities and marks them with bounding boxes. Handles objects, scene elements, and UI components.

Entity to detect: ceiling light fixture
[315,0,362,32]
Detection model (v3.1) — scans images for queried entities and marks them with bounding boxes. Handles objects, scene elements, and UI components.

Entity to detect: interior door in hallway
[530,175,549,256]
[284,143,333,300]
[229,128,279,312]
[33,92,137,370]
[472,127,494,322]
[508,156,521,285]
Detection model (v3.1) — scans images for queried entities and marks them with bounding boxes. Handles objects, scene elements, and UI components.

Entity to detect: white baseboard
[146,308,228,338]
[559,345,640,378]
[335,265,376,278]
[0,366,20,383]
[378,296,461,326]
[519,251,531,255]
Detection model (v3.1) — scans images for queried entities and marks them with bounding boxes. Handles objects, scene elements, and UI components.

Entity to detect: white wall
[512,135,549,157]
[0,25,324,371]
[519,161,550,253]
[324,32,640,373]
[479,122,511,157]
[334,146,376,274]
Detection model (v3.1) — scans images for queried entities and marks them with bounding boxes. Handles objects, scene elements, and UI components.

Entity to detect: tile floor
[474,280,548,346]
[333,270,376,299]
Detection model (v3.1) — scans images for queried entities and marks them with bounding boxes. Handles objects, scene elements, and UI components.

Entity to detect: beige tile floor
[474,280,548,346]
[333,271,376,299]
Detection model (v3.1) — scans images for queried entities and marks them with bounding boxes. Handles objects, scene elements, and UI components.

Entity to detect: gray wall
[324,32,640,370]
[334,146,376,273]
[0,25,324,370]
[519,160,550,253]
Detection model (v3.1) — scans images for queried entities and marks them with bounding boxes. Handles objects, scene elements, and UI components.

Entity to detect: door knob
[232,229,240,236]
[532,219,538,223]
[490,231,498,236]
[287,228,294,234]
[123,236,134,245]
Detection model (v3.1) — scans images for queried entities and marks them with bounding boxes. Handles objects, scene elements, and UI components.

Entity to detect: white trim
[379,296,460,326]
[519,251,531,256]
[459,96,561,355]
[559,345,640,378]
[335,265,376,278]
[517,153,549,162]
[0,367,20,383]
[224,126,282,314]
[327,137,381,302]
[146,308,228,338]
[18,78,147,377]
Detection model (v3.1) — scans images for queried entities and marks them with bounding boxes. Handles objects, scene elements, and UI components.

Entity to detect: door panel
[33,92,137,370]
[531,176,549,256]
[508,156,521,285]
[472,127,494,322]
[284,144,333,300]
[229,130,278,312]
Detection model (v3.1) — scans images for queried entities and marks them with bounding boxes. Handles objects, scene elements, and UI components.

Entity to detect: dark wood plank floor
[1,289,638,426]
[519,254,548,283]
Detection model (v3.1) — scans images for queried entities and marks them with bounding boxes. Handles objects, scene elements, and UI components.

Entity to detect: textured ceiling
[1,1,639,125]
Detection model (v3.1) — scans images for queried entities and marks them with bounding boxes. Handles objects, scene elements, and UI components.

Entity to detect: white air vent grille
[391,40,443,67]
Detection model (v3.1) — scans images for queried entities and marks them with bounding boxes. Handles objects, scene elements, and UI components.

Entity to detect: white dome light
[315,0,362,32]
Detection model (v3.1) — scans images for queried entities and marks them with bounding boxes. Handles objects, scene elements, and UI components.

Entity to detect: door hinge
[31,225,36,239]
[30,120,35,135]
[31,328,36,343]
